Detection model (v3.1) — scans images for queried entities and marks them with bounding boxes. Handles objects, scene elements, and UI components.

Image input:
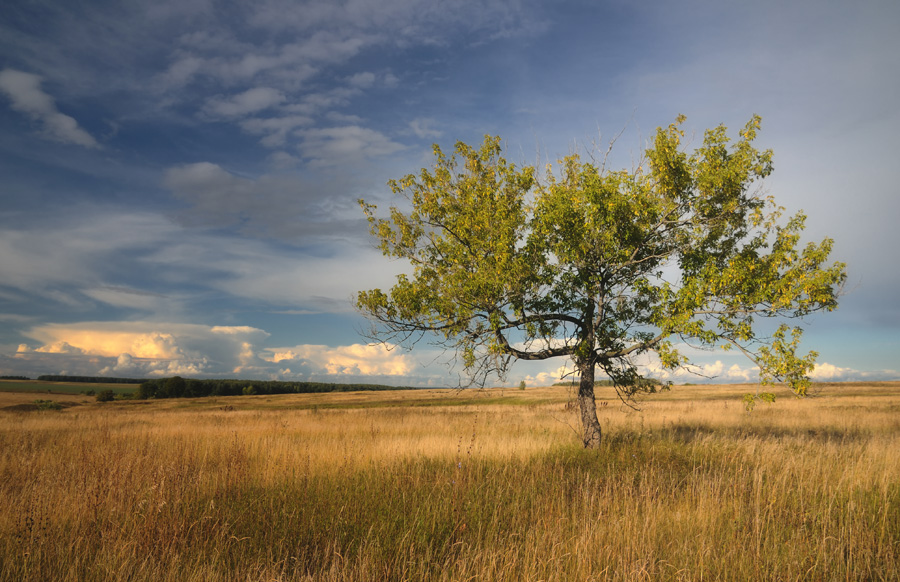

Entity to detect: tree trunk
[577,362,603,449]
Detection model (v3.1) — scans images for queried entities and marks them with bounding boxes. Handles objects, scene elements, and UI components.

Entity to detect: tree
[357,116,846,448]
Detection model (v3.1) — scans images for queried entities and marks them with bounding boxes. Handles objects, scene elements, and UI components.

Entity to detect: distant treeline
[137,376,415,399]
[0,375,31,380]
[37,375,148,384]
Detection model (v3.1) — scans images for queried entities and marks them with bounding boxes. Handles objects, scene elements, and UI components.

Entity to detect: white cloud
[204,87,286,117]
[164,162,254,227]
[807,362,900,383]
[33,341,86,355]
[240,114,313,147]
[0,68,99,148]
[82,286,168,311]
[17,321,270,377]
[267,151,301,168]
[262,343,414,376]
[298,126,406,166]
[162,161,371,239]
[347,71,376,88]
[725,363,754,382]
[640,358,760,385]
[190,240,404,312]
[0,204,393,321]
[286,86,360,115]
[325,111,364,124]
[0,210,183,300]
[244,0,542,43]
[409,117,442,139]
[10,320,441,382]
[810,362,851,381]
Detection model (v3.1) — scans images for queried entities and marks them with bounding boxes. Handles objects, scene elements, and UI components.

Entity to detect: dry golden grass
[1,382,898,581]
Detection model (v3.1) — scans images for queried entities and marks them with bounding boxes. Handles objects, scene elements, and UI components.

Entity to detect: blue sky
[1,0,898,386]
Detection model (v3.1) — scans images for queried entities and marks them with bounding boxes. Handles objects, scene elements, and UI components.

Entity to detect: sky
[1,0,898,387]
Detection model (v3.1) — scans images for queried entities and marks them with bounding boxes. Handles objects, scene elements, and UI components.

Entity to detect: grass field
[1,382,898,581]
[0,379,138,396]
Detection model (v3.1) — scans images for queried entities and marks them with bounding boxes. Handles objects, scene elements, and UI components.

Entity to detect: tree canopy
[357,116,846,447]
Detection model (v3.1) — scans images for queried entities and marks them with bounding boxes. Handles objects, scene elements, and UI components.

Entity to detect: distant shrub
[96,390,116,402]
[33,399,63,411]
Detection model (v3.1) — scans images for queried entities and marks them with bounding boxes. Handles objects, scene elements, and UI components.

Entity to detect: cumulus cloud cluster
[16,322,265,377]
[13,321,424,382]
[261,343,414,376]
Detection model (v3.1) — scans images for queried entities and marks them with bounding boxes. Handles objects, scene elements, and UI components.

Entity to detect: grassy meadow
[0,379,138,396]
[1,381,898,581]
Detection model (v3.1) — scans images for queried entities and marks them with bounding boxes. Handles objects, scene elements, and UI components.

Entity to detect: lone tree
[357,116,846,448]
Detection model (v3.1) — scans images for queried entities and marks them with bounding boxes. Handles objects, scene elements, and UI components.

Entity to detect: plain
[1,382,898,581]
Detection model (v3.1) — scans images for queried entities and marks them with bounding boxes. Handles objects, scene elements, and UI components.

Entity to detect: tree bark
[577,362,603,449]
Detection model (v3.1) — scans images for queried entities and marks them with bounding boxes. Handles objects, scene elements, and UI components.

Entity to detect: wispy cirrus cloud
[162,161,371,240]
[0,69,99,148]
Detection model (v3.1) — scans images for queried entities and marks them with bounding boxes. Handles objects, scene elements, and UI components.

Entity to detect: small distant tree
[96,390,116,402]
[357,116,846,448]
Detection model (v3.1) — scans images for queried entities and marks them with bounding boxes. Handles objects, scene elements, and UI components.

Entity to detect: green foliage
[96,390,116,402]
[135,378,418,400]
[33,399,63,411]
[357,116,846,413]
[742,391,776,412]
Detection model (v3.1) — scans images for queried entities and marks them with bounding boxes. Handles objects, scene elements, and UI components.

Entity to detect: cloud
[640,358,759,385]
[298,126,406,166]
[0,68,99,148]
[240,115,313,147]
[0,209,183,299]
[808,362,900,383]
[204,87,286,117]
[33,341,85,355]
[158,29,367,92]
[16,321,270,377]
[81,286,169,311]
[261,343,414,376]
[0,205,395,323]
[347,71,376,88]
[244,0,543,43]
[162,161,371,240]
[163,162,254,227]
[9,320,433,382]
[409,117,442,139]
